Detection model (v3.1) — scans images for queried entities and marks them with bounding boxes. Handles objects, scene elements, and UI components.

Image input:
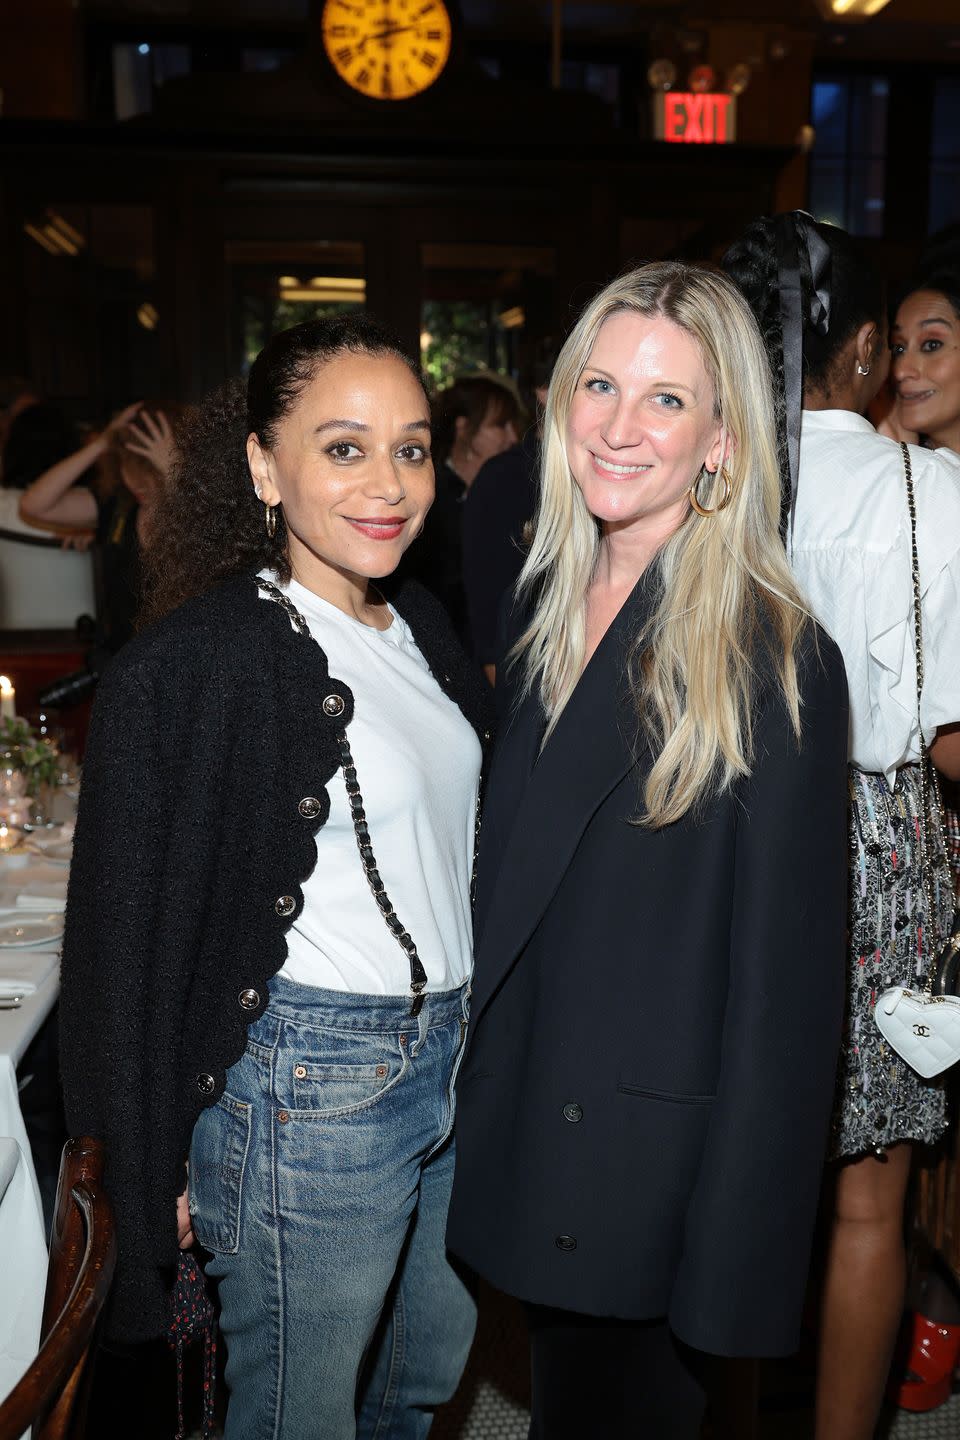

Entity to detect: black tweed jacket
[59,572,494,1343]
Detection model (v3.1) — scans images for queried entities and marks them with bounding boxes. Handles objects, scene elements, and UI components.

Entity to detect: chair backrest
[0,1136,116,1440]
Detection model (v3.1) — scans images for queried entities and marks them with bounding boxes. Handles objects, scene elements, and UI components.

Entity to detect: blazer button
[562,1103,583,1123]
[196,1073,215,1096]
[238,988,260,1010]
[322,694,345,717]
[275,895,295,917]
[555,1234,577,1253]
[298,796,321,819]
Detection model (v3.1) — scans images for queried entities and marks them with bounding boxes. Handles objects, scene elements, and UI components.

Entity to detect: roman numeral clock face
[322,0,453,101]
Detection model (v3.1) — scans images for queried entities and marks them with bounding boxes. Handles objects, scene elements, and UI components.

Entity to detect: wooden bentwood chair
[0,1137,116,1440]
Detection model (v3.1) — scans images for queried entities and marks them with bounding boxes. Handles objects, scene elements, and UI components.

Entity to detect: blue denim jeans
[188,976,475,1440]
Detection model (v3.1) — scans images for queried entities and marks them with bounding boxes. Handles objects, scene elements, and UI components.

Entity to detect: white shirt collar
[800,408,877,436]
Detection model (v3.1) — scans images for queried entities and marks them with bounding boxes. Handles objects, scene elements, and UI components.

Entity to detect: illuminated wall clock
[321,1,454,102]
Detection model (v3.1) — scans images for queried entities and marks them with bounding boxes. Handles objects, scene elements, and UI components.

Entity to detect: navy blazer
[447,575,849,1358]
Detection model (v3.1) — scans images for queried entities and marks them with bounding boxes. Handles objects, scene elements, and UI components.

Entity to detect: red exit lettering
[662,93,735,144]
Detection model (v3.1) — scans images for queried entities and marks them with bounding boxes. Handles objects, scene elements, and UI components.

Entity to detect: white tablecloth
[0,849,67,1404]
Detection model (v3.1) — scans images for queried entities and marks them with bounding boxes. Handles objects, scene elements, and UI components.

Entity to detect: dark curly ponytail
[140,314,425,626]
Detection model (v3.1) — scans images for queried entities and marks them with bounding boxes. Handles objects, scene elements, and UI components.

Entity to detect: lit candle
[0,676,14,722]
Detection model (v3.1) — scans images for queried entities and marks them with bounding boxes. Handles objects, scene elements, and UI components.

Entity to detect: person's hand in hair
[104,401,145,440]
[124,408,177,481]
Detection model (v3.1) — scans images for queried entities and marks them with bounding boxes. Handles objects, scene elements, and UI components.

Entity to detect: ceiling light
[23,223,61,256]
[46,211,84,248]
[307,276,365,292]
[812,0,894,18]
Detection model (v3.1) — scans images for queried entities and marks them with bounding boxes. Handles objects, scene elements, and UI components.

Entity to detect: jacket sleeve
[59,655,180,1341]
[669,636,849,1357]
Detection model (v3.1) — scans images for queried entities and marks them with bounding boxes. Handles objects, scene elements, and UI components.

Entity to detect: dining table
[0,824,71,1406]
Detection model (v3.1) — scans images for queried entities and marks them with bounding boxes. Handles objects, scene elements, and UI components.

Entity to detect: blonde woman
[446,262,850,1438]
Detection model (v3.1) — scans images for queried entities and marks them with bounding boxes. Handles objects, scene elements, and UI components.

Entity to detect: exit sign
[654,92,737,144]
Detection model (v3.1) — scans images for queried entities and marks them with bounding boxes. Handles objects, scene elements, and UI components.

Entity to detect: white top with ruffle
[792,408,960,781]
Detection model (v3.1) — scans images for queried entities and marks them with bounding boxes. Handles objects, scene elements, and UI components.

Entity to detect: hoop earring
[689,467,733,517]
[265,504,278,539]
[857,363,871,377]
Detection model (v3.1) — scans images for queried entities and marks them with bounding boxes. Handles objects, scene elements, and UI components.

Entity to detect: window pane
[419,243,556,390]
[809,162,848,231]
[809,73,888,238]
[812,82,848,154]
[227,242,366,373]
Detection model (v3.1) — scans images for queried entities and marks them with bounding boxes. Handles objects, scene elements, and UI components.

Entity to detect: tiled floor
[131,1283,960,1439]
[432,1287,960,1440]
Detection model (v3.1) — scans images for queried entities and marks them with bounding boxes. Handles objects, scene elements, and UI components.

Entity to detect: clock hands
[356,23,419,52]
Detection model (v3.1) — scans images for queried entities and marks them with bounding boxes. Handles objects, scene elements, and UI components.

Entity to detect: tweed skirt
[831,764,954,1161]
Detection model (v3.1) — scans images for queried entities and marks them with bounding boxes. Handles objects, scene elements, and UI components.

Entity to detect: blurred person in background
[462,356,553,683]
[400,373,522,640]
[887,272,960,455]
[20,404,179,654]
[890,274,960,895]
[724,212,960,1440]
[0,375,78,494]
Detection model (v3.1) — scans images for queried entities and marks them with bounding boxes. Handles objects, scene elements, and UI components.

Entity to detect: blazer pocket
[616,1080,715,1105]
[188,1091,252,1255]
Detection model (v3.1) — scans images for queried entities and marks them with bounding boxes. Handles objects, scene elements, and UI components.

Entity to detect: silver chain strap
[901,444,949,996]
[257,576,480,1015]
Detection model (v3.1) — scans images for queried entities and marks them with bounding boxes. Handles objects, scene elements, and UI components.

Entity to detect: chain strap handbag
[875,444,960,1079]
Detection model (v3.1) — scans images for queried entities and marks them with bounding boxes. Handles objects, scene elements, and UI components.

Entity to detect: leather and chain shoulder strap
[257,575,478,1015]
[901,444,949,990]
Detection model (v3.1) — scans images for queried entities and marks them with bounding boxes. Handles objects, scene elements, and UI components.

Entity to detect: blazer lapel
[469,572,658,1027]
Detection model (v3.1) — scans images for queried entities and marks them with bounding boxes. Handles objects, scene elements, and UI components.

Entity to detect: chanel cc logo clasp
[913,1024,932,1037]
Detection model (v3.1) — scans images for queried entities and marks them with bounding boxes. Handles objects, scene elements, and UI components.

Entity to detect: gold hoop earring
[689,467,733,517]
[265,504,278,539]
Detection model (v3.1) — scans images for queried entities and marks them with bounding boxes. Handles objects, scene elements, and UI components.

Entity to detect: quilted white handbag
[875,988,960,1080]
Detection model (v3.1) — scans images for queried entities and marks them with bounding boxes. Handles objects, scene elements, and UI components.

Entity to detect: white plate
[0,914,64,948]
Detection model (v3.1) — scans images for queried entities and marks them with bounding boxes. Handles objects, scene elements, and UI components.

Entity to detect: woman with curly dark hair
[724,215,960,1440]
[58,314,493,1439]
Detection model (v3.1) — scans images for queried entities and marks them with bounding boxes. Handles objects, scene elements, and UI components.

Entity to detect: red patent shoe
[893,1311,960,1412]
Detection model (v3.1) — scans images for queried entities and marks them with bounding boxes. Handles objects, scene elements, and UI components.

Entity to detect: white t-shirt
[260,573,481,994]
[791,409,960,780]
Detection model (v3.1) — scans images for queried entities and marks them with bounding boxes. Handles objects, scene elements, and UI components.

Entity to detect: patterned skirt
[831,765,955,1161]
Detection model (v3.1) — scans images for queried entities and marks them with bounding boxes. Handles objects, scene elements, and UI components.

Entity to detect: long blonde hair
[513,261,810,828]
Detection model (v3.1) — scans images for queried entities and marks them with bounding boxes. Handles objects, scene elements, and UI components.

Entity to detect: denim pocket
[188,1091,252,1255]
[284,1030,408,1118]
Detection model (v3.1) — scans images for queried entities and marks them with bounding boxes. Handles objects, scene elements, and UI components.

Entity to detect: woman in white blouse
[725,215,960,1440]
